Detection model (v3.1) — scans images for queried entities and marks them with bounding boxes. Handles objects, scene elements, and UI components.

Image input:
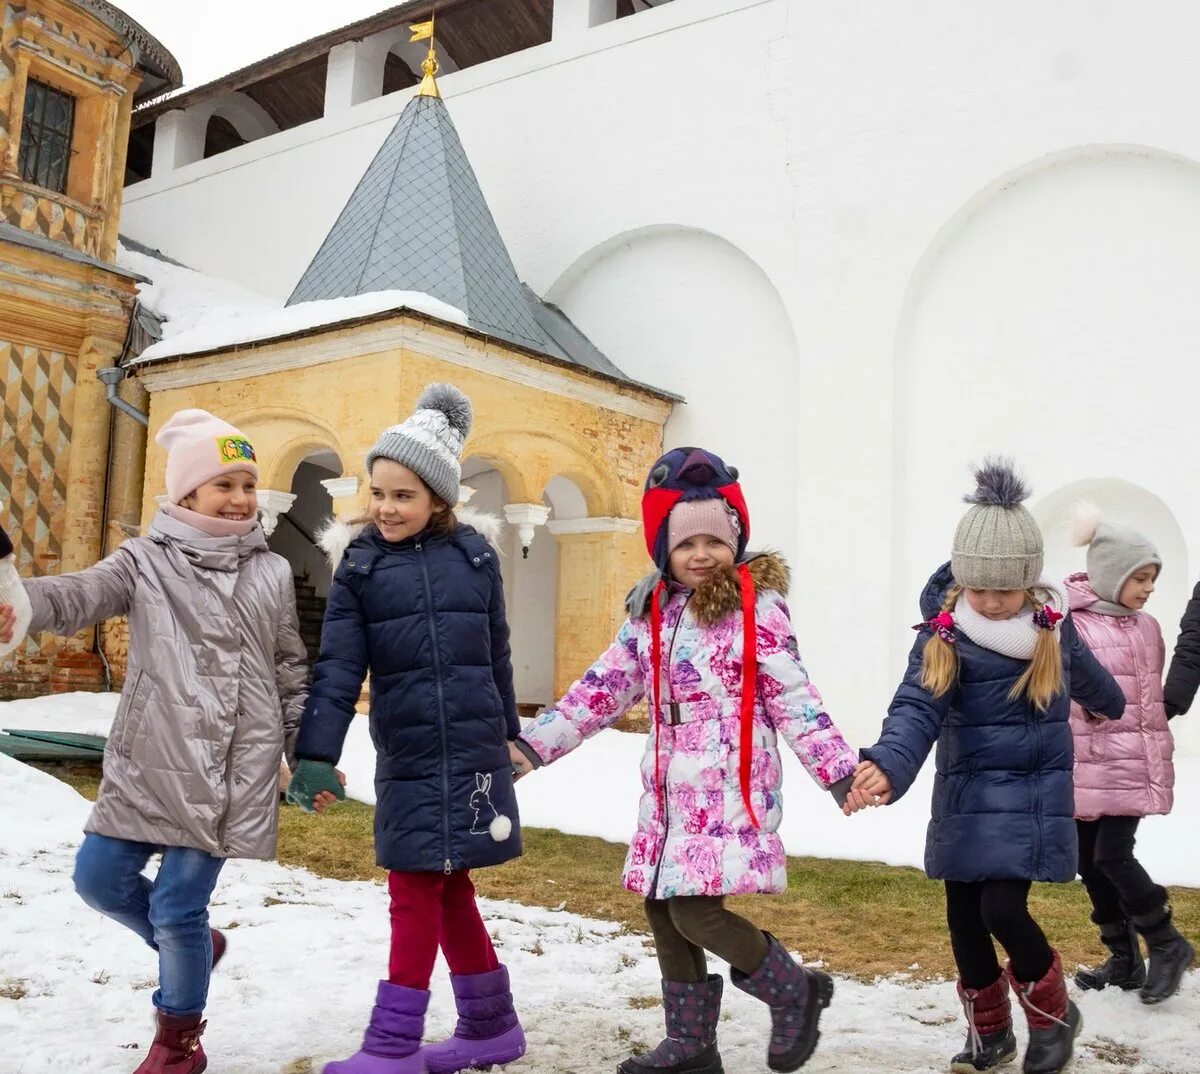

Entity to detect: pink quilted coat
[1066,573,1174,820]
[518,555,858,899]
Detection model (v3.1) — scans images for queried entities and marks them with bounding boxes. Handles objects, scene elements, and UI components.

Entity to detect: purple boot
[422,966,526,1074]
[324,981,430,1074]
[730,933,833,1073]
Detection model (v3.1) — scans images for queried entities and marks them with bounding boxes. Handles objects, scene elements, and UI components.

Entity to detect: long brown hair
[919,587,1064,711]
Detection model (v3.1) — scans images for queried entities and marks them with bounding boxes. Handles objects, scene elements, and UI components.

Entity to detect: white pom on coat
[1069,500,1103,548]
[489,814,513,842]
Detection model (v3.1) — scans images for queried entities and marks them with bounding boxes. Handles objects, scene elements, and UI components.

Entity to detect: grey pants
[644,896,770,982]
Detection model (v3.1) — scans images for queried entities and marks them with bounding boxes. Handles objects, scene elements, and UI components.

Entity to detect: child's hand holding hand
[508,740,534,782]
[286,760,347,813]
[843,760,892,816]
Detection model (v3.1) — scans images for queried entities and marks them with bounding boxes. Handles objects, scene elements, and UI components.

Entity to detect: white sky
[117,1,400,91]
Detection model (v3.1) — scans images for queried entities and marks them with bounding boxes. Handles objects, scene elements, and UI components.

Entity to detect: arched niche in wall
[547,224,801,565]
[891,145,1200,678]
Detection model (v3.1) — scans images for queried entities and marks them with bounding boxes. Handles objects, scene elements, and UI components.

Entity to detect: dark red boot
[1006,952,1081,1074]
[950,975,1017,1072]
[210,929,226,971]
[132,1011,208,1073]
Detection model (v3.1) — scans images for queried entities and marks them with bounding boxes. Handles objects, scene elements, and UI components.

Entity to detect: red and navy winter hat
[641,446,749,570]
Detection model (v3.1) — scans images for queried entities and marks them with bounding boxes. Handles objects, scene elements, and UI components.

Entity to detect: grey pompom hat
[366,384,473,506]
[1072,502,1161,603]
[951,458,1044,591]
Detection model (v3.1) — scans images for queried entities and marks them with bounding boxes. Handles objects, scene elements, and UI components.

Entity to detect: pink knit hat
[156,409,259,504]
[666,498,740,556]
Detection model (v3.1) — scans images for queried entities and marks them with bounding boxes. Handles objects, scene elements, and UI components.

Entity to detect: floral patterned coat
[518,554,858,898]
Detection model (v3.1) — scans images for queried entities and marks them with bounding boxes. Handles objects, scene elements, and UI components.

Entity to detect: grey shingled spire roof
[288,93,547,352]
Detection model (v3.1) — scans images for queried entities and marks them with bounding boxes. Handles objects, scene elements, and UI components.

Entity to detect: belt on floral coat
[649,563,760,828]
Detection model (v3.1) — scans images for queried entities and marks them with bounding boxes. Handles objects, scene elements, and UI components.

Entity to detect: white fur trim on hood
[315,508,504,572]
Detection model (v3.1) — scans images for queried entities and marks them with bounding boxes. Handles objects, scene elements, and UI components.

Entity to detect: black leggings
[945,879,1053,989]
[1077,817,1167,924]
[644,897,770,982]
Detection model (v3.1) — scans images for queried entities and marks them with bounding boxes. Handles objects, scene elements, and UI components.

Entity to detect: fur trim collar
[626,552,790,626]
[315,507,504,571]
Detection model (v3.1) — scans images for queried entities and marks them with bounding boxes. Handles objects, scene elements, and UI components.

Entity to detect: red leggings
[387,870,499,989]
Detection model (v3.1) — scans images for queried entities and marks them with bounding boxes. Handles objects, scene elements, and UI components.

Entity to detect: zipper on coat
[416,540,454,874]
[650,593,692,898]
[1030,712,1042,877]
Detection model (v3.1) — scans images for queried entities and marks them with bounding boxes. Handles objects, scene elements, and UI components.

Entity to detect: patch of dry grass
[43,764,1200,982]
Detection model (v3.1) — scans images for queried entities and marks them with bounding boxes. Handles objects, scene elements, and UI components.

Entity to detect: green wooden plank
[2,729,106,751]
[0,738,105,762]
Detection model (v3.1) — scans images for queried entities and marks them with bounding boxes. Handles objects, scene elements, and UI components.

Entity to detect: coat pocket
[114,671,150,758]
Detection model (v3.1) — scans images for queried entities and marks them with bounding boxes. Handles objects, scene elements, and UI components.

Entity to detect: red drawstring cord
[650,571,759,830]
[737,563,760,830]
[649,579,666,823]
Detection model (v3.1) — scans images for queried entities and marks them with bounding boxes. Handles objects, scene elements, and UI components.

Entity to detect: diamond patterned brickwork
[1,180,98,254]
[0,338,75,686]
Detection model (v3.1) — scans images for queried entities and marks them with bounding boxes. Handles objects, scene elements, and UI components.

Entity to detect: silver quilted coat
[25,511,309,858]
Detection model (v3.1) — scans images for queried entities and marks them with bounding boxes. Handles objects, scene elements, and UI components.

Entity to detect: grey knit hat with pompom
[366,384,473,506]
[951,458,1044,591]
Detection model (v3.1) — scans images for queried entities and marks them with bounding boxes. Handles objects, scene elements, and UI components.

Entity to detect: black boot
[950,976,1017,1073]
[1006,952,1082,1074]
[617,974,724,1074]
[730,933,833,1073]
[1074,921,1145,992]
[1133,907,1194,1005]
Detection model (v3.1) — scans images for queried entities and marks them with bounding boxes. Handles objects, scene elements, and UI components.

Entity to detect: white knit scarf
[953,581,1068,660]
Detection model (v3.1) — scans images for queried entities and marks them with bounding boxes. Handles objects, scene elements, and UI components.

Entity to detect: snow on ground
[115,242,469,362]
[8,693,1200,888]
[1,749,1198,1074]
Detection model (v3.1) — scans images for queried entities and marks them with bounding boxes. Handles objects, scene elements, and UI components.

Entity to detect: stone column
[320,474,362,520]
[257,489,297,537]
[552,0,618,39]
[51,337,121,689]
[547,517,643,696]
[503,503,551,559]
[151,108,210,174]
[2,53,31,175]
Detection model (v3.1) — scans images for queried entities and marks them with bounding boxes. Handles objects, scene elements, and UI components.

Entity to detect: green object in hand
[286,759,346,812]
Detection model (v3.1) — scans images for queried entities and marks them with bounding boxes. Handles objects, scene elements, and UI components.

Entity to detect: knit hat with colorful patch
[156,409,258,505]
[641,447,749,571]
[366,384,472,507]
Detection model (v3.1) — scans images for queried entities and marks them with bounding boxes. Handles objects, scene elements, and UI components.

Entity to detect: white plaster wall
[122,0,1200,751]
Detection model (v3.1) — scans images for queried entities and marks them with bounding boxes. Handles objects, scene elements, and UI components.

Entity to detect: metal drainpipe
[96,365,148,426]
[92,364,148,692]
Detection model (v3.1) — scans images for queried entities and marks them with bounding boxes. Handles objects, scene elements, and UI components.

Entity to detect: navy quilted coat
[862,564,1125,883]
[295,522,522,873]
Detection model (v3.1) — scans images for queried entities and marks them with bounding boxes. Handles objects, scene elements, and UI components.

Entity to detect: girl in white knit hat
[0,408,337,1074]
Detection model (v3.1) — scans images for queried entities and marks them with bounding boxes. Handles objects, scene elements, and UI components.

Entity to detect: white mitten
[0,515,31,658]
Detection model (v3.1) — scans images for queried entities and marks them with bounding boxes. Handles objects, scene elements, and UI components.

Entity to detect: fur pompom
[963,457,1031,507]
[489,813,512,842]
[415,383,472,439]
[457,507,504,550]
[1069,500,1103,548]
[315,517,365,570]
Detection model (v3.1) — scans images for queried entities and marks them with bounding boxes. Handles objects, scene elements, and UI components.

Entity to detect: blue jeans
[73,832,226,1016]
